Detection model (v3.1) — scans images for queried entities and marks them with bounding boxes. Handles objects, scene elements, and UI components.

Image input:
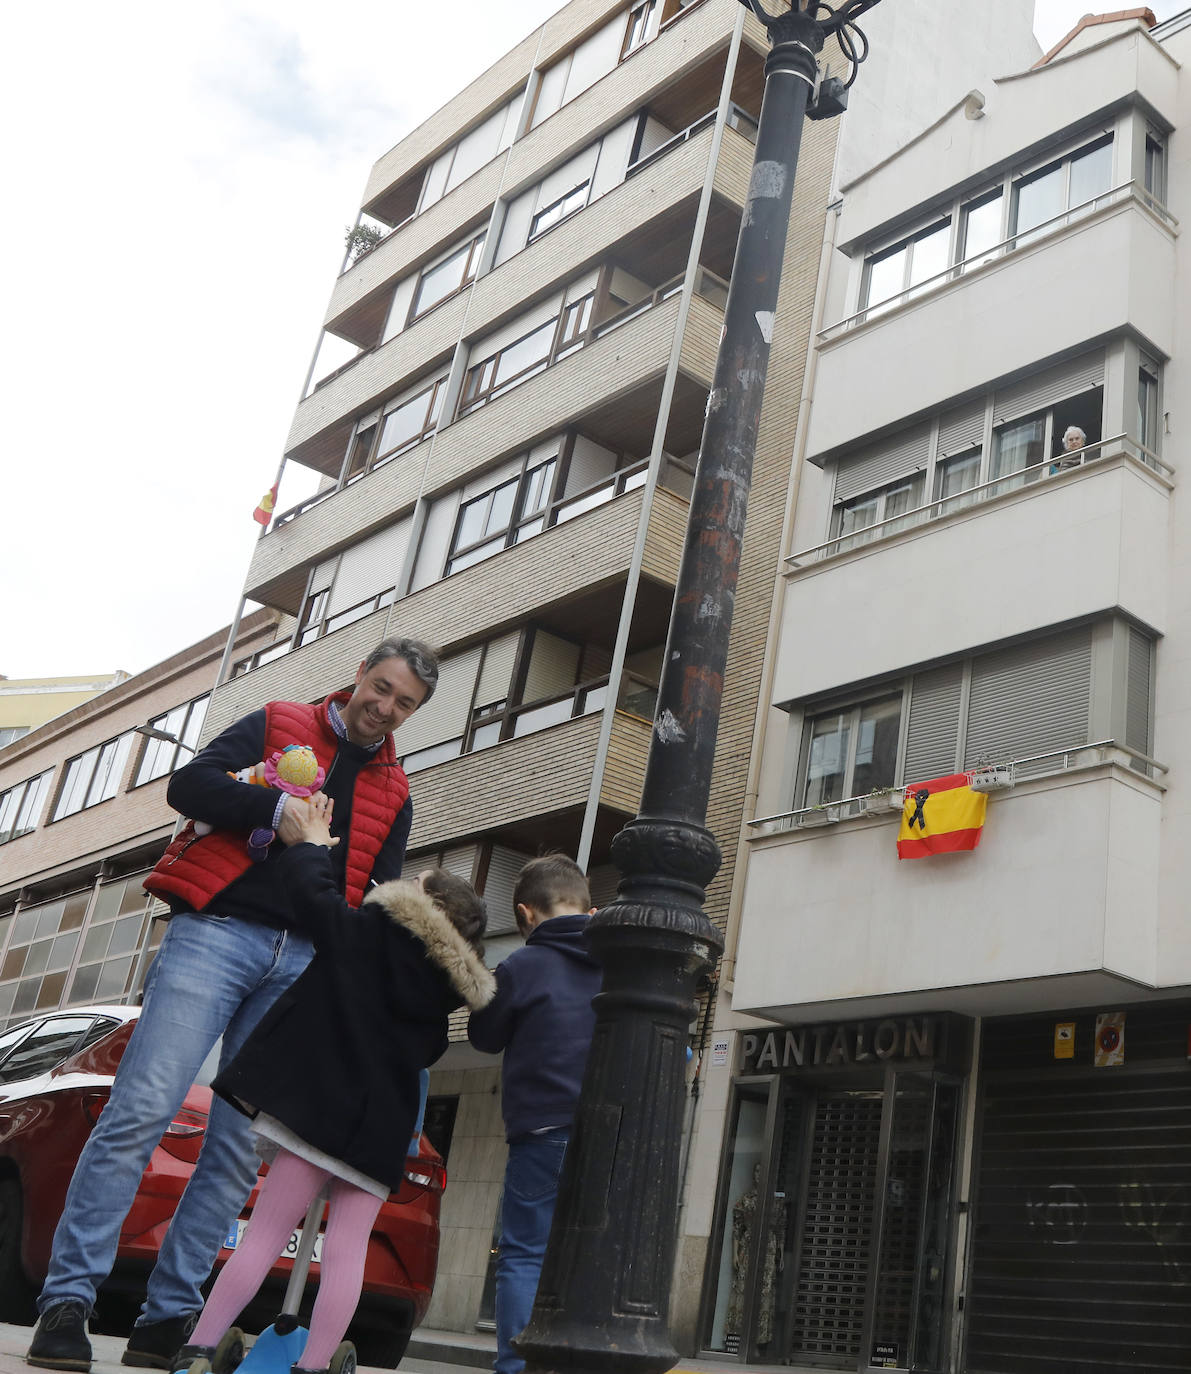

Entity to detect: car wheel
[350,1323,412,1369]
[0,1177,36,1323]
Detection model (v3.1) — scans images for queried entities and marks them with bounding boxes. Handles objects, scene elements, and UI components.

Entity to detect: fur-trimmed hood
[369,879,496,1011]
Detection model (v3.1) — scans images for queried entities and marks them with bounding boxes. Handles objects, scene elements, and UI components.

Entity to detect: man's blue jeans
[38,912,313,1324]
[495,1130,569,1374]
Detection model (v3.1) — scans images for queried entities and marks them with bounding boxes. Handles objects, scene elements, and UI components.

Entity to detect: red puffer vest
[144,693,410,912]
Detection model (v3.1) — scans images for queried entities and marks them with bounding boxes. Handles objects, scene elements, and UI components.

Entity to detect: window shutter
[994,352,1104,423]
[964,628,1092,770]
[834,424,931,503]
[476,632,520,706]
[482,843,532,937]
[937,401,985,457]
[327,516,412,614]
[1125,627,1153,755]
[903,664,963,784]
[395,645,483,756]
[439,844,479,882]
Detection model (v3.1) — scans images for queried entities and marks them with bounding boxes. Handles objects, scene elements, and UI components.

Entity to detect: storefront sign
[740,1016,939,1072]
[872,1340,899,1368]
[711,1038,730,1067]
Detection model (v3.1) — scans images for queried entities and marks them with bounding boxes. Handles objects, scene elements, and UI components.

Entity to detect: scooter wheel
[328,1341,356,1374]
[212,1327,246,1374]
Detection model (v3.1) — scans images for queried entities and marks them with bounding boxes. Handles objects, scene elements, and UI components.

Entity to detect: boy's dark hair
[513,854,591,935]
[423,868,487,955]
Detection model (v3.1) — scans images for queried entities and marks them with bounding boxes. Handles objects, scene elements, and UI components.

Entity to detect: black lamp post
[517,5,880,1372]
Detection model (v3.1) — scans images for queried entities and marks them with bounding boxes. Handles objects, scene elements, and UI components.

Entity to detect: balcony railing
[788,434,1173,568]
[626,102,758,180]
[230,586,396,678]
[820,182,1179,344]
[748,739,1167,837]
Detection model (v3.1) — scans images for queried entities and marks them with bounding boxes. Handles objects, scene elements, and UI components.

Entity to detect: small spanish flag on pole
[253,482,278,527]
[896,773,988,859]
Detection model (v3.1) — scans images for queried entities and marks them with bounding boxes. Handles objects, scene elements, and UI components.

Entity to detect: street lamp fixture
[517,4,881,1373]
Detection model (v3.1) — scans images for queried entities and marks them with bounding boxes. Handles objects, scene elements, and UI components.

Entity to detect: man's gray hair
[364,637,439,703]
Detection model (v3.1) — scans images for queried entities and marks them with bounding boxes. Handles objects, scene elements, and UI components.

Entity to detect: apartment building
[705,10,1191,1373]
[0,613,278,1025]
[181,0,1043,1350]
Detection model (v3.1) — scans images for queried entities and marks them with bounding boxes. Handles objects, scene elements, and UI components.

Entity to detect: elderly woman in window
[1051,425,1087,474]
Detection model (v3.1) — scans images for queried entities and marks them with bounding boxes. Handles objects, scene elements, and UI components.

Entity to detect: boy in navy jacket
[467,856,599,1374]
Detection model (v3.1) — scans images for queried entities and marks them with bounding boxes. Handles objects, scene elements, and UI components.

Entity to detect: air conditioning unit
[968,765,1015,793]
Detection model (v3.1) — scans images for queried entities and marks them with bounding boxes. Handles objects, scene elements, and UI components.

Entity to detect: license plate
[223,1218,324,1263]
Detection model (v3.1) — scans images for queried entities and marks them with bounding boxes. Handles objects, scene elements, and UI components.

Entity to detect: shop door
[772,1079,959,1372]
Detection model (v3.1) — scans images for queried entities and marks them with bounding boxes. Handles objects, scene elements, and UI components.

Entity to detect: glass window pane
[488,479,518,533]
[0,788,21,843]
[95,957,134,1002]
[960,191,1003,269]
[414,241,471,317]
[55,751,96,820]
[492,321,555,391]
[1138,366,1159,450]
[1068,140,1112,209]
[936,451,982,505]
[107,917,143,958]
[852,697,902,794]
[806,712,849,807]
[377,390,432,459]
[48,933,79,972]
[181,697,209,752]
[992,417,1045,480]
[907,223,950,292]
[864,244,907,310]
[86,735,133,807]
[69,963,102,1004]
[1013,163,1063,238]
[22,941,52,978]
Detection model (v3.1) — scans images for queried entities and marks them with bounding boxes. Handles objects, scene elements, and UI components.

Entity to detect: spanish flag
[253,482,278,527]
[896,773,987,859]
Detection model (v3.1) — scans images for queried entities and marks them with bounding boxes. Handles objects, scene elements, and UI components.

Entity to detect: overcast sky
[1,1,1182,679]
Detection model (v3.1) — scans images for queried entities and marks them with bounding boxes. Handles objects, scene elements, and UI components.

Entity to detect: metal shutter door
[833,424,932,503]
[968,1012,1191,1374]
[963,628,1091,772]
[903,664,964,784]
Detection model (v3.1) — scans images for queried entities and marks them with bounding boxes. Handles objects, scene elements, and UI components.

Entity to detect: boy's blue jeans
[495,1129,569,1374]
[38,912,313,1324]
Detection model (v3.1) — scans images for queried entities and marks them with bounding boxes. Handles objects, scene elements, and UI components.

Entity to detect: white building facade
[708,11,1191,1374]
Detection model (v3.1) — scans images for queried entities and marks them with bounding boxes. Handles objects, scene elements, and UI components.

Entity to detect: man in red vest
[27,639,437,1374]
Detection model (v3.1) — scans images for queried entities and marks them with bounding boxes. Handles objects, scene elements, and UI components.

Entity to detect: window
[622,0,660,56]
[832,474,925,548]
[409,230,486,322]
[0,726,29,749]
[53,733,135,821]
[419,91,524,213]
[1138,358,1160,452]
[528,181,591,241]
[1144,132,1166,203]
[934,449,981,502]
[793,623,1128,808]
[459,287,597,415]
[134,695,209,787]
[0,889,91,1023]
[68,873,157,1006]
[804,695,902,806]
[447,458,559,574]
[957,189,1003,272]
[1011,137,1112,245]
[0,1015,105,1083]
[863,221,951,314]
[0,770,52,845]
[343,377,446,483]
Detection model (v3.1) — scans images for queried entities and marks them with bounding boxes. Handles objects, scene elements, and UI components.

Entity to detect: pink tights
[192,1148,384,1371]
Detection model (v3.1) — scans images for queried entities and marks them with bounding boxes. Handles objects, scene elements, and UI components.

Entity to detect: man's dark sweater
[165,708,412,927]
[467,914,600,1140]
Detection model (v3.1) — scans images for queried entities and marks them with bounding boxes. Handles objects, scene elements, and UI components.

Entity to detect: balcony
[233,481,688,696]
[394,708,650,853]
[774,438,1171,703]
[735,742,1169,1022]
[808,185,1177,461]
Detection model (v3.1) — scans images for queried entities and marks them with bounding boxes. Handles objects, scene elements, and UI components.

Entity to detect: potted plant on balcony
[859,786,906,815]
[800,803,841,827]
[344,223,385,263]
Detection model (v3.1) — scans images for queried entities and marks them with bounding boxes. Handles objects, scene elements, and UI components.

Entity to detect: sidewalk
[0,1323,797,1374]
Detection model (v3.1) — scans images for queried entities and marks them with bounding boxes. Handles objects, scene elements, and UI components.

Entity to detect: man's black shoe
[122,1313,199,1370]
[26,1300,92,1372]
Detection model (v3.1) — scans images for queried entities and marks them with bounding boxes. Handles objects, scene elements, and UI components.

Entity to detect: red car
[0,1005,443,1366]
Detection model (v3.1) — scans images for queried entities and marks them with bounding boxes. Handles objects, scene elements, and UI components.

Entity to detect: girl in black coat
[179,796,495,1374]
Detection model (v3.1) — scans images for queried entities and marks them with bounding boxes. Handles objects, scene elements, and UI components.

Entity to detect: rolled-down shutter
[394,646,483,757]
[903,663,964,783]
[937,400,986,457]
[481,843,532,937]
[963,627,1091,771]
[833,424,931,503]
[993,351,1104,423]
[968,1009,1191,1374]
[1126,626,1153,755]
